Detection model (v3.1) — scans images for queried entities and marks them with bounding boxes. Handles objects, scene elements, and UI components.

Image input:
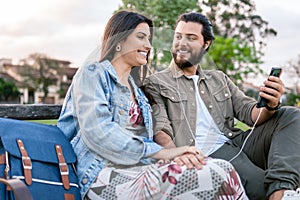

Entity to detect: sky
[0,0,299,86]
[0,0,122,67]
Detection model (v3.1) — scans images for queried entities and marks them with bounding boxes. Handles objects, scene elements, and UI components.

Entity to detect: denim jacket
[58,60,162,198]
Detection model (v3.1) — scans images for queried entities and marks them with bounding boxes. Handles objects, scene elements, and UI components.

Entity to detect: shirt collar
[169,60,208,80]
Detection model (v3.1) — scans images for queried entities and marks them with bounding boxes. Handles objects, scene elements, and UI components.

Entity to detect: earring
[116,43,121,52]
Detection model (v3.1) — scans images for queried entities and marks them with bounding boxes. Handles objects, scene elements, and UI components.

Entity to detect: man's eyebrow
[175,32,198,37]
[186,33,199,37]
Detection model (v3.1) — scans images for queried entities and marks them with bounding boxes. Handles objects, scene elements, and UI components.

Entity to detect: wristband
[265,102,281,111]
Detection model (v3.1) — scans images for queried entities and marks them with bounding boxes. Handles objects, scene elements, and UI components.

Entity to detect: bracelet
[265,102,281,111]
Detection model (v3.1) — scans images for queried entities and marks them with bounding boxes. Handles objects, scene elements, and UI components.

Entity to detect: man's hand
[154,131,206,170]
[253,76,285,124]
[259,76,284,108]
[174,151,206,170]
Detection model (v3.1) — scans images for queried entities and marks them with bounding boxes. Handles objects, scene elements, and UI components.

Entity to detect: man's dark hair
[175,12,215,52]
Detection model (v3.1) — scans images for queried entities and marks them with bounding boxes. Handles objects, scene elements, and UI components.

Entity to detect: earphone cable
[229,107,263,162]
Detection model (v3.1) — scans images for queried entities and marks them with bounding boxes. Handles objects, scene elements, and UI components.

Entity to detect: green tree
[287,54,300,81]
[284,55,300,106]
[285,93,300,107]
[118,0,201,71]
[117,0,276,83]
[205,36,262,84]
[199,0,276,82]
[22,53,60,103]
[0,78,20,101]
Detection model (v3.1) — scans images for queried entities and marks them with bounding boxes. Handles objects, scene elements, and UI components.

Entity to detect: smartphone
[256,67,282,108]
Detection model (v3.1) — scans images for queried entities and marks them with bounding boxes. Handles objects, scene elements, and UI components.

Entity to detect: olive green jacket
[143,61,257,147]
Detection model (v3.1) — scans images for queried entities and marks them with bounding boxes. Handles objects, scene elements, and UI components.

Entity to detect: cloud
[0,0,122,66]
[255,1,300,64]
[1,0,299,77]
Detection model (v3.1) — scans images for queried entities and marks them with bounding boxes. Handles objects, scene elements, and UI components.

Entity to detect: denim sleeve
[140,138,163,164]
[73,64,162,165]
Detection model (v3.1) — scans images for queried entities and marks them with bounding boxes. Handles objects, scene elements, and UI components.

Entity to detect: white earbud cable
[229,107,263,162]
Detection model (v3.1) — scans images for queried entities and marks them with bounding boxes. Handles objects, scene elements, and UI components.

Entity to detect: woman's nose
[144,39,152,49]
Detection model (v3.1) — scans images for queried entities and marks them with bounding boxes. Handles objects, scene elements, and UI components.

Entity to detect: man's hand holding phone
[257,67,284,111]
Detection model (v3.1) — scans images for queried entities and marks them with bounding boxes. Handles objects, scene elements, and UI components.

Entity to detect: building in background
[0,56,77,104]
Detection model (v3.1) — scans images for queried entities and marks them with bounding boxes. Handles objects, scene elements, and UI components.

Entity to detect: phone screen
[269,68,282,77]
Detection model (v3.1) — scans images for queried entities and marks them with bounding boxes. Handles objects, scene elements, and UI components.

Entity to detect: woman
[58,10,248,199]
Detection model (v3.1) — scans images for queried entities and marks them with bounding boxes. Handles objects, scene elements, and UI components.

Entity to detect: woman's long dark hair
[100,11,153,86]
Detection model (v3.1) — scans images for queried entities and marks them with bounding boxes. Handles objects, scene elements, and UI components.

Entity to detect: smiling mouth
[138,51,148,58]
[176,50,189,57]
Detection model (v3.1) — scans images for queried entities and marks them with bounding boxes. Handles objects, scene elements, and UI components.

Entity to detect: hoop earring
[116,43,121,52]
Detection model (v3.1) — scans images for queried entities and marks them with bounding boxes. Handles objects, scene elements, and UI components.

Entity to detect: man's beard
[172,48,205,69]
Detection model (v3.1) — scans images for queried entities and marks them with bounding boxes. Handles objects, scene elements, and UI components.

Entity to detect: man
[143,12,300,200]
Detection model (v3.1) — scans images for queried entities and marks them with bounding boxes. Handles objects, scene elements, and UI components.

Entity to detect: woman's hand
[152,146,206,170]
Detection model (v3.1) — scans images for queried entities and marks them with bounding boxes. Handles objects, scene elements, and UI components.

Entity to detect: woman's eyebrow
[136,31,150,36]
[136,31,151,39]
[136,31,147,35]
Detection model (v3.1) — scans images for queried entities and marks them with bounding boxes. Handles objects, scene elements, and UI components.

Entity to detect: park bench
[0,104,62,120]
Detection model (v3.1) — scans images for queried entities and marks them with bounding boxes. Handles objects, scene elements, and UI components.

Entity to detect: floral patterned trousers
[85,158,248,200]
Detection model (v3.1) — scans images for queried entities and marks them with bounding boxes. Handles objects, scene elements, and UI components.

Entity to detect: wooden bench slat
[0,104,62,120]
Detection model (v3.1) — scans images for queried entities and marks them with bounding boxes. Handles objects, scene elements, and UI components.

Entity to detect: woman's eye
[137,35,145,40]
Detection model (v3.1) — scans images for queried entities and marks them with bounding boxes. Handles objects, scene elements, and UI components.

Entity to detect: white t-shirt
[189,75,229,156]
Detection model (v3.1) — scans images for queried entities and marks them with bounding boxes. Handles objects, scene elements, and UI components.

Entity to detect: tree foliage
[285,55,300,106]
[200,0,277,48]
[21,53,60,103]
[287,54,300,79]
[117,0,277,83]
[0,78,20,101]
[205,36,262,84]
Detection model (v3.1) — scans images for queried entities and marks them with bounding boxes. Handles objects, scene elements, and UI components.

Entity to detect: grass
[30,119,250,132]
[29,118,250,128]
[235,120,251,131]
[26,119,58,125]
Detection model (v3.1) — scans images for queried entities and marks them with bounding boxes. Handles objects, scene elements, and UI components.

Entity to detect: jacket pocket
[160,88,187,102]
[160,88,188,120]
[213,86,232,101]
[213,86,234,118]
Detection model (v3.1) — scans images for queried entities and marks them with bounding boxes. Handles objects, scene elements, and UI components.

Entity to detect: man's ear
[204,40,211,50]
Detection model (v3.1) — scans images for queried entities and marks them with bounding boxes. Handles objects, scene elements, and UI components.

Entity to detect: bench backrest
[0,104,62,120]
